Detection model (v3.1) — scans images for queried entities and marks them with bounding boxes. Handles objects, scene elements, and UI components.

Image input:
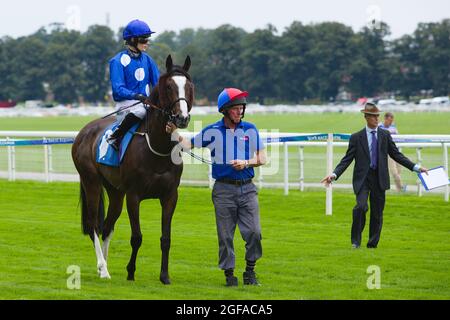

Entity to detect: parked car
[431,96,449,105]
[419,98,433,105]
[25,100,44,108]
[0,100,16,108]
[377,99,397,106]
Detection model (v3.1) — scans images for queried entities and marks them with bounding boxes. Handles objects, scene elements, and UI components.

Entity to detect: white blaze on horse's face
[172,75,189,118]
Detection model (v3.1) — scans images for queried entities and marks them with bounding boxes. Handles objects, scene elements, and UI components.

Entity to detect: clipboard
[418,166,450,191]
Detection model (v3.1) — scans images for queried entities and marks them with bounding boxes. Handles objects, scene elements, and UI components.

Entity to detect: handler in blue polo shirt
[171,88,267,286]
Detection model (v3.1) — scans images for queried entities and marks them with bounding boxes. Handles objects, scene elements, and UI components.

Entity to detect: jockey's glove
[134,94,149,104]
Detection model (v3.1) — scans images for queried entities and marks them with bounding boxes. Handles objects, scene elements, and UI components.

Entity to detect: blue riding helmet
[123,19,155,40]
[217,88,249,112]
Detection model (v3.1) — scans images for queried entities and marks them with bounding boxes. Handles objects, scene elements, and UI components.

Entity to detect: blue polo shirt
[191,118,265,180]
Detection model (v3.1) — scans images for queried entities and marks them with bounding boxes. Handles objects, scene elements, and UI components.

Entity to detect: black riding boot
[107,113,141,150]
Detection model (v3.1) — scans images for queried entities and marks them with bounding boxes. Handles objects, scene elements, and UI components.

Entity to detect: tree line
[0,19,448,105]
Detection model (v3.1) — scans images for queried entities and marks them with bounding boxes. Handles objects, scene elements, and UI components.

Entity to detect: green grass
[0,112,449,133]
[0,180,449,299]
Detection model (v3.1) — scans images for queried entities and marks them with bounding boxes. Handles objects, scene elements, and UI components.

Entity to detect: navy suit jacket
[334,127,416,194]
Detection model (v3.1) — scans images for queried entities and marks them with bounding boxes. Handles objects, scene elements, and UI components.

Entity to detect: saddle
[96,122,140,167]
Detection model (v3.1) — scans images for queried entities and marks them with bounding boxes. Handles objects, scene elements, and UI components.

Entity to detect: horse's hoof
[127,275,135,281]
[160,277,171,285]
[98,265,111,279]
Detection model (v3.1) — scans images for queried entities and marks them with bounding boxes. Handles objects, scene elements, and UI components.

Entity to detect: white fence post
[48,145,53,182]
[7,137,13,181]
[284,142,289,195]
[326,133,333,216]
[299,146,304,192]
[12,144,16,181]
[444,143,449,202]
[416,147,423,197]
[44,138,50,183]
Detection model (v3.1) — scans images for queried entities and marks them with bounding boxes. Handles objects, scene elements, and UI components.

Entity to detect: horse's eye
[167,85,172,91]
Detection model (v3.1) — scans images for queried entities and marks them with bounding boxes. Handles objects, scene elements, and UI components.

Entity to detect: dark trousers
[352,169,386,247]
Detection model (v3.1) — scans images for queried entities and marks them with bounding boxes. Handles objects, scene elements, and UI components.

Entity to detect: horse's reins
[137,97,192,157]
[101,101,142,119]
[185,150,214,165]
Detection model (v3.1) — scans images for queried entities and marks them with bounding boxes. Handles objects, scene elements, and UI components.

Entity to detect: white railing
[1,131,449,215]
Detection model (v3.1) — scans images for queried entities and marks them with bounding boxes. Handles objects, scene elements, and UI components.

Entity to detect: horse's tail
[80,183,105,236]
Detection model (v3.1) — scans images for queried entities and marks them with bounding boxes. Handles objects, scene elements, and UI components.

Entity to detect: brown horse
[71,55,194,284]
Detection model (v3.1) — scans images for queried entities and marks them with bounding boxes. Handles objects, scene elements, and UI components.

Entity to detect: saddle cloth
[96,122,140,167]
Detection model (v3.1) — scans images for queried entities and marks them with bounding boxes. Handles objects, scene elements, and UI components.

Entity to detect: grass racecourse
[0,111,449,133]
[0,181,449,300]
[0,111,449,300]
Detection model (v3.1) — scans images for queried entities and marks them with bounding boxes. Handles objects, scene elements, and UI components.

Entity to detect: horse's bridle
[139,71,192,157]
[165,97,192,129]
[139,100,190,158]
[146,97,192,129]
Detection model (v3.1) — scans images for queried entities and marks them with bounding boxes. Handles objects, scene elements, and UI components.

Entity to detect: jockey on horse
[107,19,160,150]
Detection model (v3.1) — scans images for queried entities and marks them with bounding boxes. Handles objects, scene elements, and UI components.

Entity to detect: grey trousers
[212,181,263,270]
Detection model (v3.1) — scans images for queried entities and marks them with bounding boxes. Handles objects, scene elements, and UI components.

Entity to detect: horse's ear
[166,55,173,72]
[183,55,191,72]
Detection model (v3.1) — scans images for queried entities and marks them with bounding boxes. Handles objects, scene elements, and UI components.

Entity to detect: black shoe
[225,276,238,287]
[367,244,377,249]
[243,271,259,285]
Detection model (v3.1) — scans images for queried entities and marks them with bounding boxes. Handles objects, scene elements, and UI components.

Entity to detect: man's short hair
[384,112,394,119]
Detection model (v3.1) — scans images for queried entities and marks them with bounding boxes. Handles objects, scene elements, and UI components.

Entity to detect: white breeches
[115,100,146,121]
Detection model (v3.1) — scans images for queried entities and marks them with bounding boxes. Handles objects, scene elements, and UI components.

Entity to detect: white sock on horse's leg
[102,230,114,262]
[94,232,111,279]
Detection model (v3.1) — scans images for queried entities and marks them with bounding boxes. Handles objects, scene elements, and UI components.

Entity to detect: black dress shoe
[367,244,378,249]
[226,276,238,287]
[243,271,260,285]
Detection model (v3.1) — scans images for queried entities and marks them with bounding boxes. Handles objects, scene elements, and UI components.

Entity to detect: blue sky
[1,0,449,38]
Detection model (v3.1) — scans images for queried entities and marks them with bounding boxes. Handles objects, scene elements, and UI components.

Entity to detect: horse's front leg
[159,190,178,285]
[126,194,142,281]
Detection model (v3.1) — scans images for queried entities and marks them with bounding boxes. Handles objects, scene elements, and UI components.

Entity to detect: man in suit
[321,103,428,249]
